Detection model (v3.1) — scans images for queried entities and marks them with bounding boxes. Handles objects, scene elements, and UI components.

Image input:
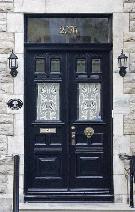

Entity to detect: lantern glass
[118,50,128,68]
[121,57,127,67]
[11,58,16,68]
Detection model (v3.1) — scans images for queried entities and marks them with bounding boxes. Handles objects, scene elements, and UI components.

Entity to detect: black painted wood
[24,45,113,202]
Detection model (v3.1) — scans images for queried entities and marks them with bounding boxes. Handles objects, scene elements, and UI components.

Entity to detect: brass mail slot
[40,128,56,134]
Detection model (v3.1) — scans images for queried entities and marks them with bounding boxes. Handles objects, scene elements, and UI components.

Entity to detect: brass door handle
[71,126,76,145]
[84,127,94,139]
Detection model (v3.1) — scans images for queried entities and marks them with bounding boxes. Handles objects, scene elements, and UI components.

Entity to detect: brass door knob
[71,126,76,130]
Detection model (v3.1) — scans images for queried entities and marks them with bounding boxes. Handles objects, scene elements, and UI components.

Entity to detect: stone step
[19,203,135,212]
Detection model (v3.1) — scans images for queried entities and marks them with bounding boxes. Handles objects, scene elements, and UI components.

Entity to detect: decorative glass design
[92,59,101,73]
[79,83,101,121]
[27,18,110,43]
[36,59,45,72]
[77,59,86,73]
[37,83,60,120]
[51,59,60,73]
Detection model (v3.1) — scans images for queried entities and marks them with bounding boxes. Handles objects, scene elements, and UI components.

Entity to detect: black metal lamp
[118,49,128,77]
[8,50,18,77]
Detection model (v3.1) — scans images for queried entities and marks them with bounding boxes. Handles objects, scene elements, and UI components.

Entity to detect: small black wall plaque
[7,99,23,110]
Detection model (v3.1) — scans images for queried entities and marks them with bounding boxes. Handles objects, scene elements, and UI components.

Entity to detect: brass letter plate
[40,128,56,134]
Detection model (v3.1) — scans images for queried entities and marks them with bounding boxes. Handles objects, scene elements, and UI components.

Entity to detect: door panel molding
[24,45,113,202]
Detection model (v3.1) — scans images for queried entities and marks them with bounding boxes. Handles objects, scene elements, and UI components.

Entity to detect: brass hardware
[71,126,76,145]
[40,128,56,134]
[71,126,76,130]
[59,26,78,35]
[84,127,94,139]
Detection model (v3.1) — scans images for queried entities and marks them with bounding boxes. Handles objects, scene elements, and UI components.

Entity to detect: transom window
[26,16,112,44]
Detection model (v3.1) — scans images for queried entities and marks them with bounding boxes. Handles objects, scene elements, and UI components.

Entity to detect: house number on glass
[59,26,78,35]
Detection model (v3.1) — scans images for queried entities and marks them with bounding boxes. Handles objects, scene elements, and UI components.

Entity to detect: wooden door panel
[70,151,105,189]
[69,51,112,192]
[75,125,104,146]
[24,47,113,201]
[33,124,65,147]
[32,152,67,189]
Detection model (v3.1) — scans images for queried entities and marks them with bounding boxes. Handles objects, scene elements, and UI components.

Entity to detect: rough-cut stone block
[124,82,135,94]
[0,164,13,175]
[124,32,135,42]
[7,175,13,195]
[7,13,24,33]
[0,154,13,176]
[0,115,13,135]
[124,41,135,53]
[0,70,12,84]
[0,96,7,114]
[0,33,14,54]
[0,3,13,12]
[0,13,6,32]
[0,114,13,124]
[0,155,13,165]
[130,21,135,31]
[130,135,135,153]
[124,3,135,12]
[0,175,7,193]
[129,53,135,72]
[0,83,13,94]
[0,54,13,83]
[130,13,135,21]
[124,73,135,93]
[0,124,13,136]
[124,114,135,134]
[14,0,45,13]
[130,95,135,113]
[0,136,7,155]
[113,95,130,114]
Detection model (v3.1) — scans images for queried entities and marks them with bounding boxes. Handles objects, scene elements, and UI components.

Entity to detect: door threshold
[20,203,134,211]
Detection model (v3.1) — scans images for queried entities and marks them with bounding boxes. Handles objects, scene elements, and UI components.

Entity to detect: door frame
[24,14,113,202]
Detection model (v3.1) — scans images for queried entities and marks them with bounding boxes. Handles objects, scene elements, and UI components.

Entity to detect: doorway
[24,15,113,202]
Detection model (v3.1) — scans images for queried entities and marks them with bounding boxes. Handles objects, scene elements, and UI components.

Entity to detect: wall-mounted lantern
[118,49,128,77]
[8,50,18,77]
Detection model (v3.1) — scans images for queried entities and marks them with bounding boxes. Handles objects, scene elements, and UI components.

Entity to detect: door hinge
[112,110,114,118]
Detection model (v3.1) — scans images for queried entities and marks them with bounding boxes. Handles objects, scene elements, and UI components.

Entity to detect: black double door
[24,46,113,202]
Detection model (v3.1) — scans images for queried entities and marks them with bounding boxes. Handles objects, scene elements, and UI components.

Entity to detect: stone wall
[0,0,24,211]
[0,0,134,211]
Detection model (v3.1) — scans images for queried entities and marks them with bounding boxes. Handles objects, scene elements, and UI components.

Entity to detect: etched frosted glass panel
[77,59,86,73]
[92,59,101,73]
[37,83,60,120]
[79,83,101,121]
